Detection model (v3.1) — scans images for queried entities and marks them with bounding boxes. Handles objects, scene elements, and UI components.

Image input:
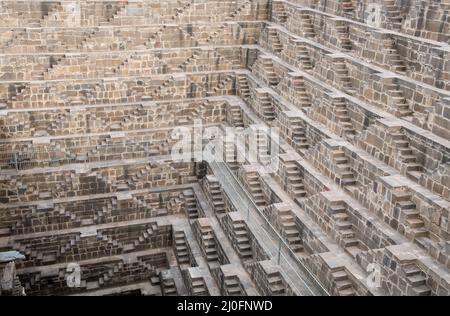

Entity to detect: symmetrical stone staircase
[204,175,227,214]
[329,201,367,258]
[290,121,309,152]
[299,12,316,38]
[385,80,413,117]
[173,231,191,268]
[340,1,355,19]
[276,207,303,253]
[284,161,307,201]
[331,268,356,296]
[159,271,179,296]
[229,104,245,127]
[390,131,423,181]
[403,263,431,296]
[236,74,251,101]
[222,274,245,295]
[383,38,407,74]
[290,77,312,109]
[195,221,220,265]
[231,218,253,260]
[332,150,357,190]
[297,45,313,70]
[182,189,199,220]
[333,59,355,94]
[243,172,267,207]
[255,56,280,86]
[383,0,404,31]
[392,190,428,241]
[332,97,356,139]
[268,28,283,53]
[258,92,276,122]
[185,270,209,296]
[335,21,352,50]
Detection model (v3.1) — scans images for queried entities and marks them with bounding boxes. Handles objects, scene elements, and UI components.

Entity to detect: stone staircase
[259,93,276,122]
[333,98,356,139]
[290,121,309,152]
[260,58,280,86]
[77,29,99,51]
[145,25,168,48]
[273,2,288,23]
[331,268,357,296]
[332,149,358,191]
[132,196,158,215]
[383,0,404,31]
[206,177,226,214]
[84,135,112,160]
[97,2,128,26]
[277,207,303,253]
[125,164,153,189]
[255,128,272,165]
[45,111,69,135]
[224,141,240,172]
[149,76,175,100]
[173,231,191,267]
[267,271,286,295]
[392,190,428,241]
[384,38,407,74]
[237,74,251,101]
[299,12,315,38]
[208,75,234,96]
[38,2,63,27]
[159,271,178,296]
[188,100,208,122]
[98,199,116,223]
[204,23,228,44]
[198,224,220,264]
[121,107,144,128]
[390,132,423,181]
[96,260,122,289]
[7,84,28,107]
[223,275,244,295]
[226,0,253,21]
[54,174,76,197]
[333,59,355,94]
[231,218,253,260]
[244,172,266,207]
[176,51,201,72]
[93,171,120,193]
[335,20,352,50]
[42,55,65,80]
[85,113,108,132]
[106,52,139,77]
[340,0,355,16]
[107,2,130,23]
[186,272,209,296]
[385,81,413,117]
[403,263,431,296]
[291,77,312,108]
[297,45,313,70]
[229,104,245,127]
[268,28,283,53]
[329,201,367,258]
[284,161,307,201]
[171,1,193,22]
[182,189,199,220]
